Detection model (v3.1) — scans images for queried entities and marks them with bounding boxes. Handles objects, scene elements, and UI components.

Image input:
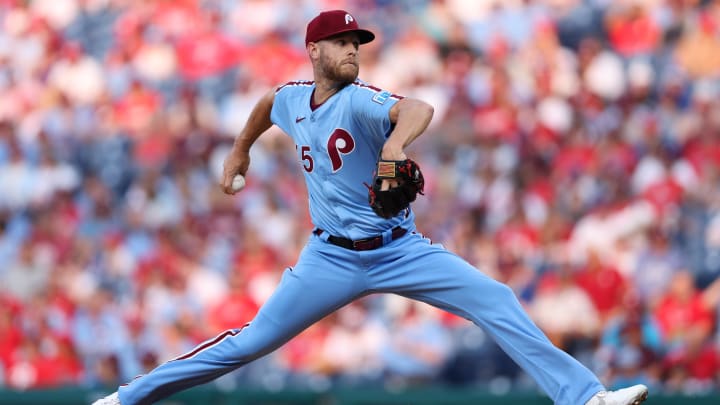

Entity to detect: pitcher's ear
[307,42,319,59]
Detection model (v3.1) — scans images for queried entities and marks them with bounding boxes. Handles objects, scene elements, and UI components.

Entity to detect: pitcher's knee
[473,279,520,307]
[493,282,517,300]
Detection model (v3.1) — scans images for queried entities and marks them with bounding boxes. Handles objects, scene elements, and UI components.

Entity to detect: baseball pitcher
[94,10,648,405]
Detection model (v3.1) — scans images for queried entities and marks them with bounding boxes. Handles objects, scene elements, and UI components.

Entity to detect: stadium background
[1,0,720,403]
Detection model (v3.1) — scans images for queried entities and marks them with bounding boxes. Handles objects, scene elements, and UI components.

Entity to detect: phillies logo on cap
[305,9,375,45]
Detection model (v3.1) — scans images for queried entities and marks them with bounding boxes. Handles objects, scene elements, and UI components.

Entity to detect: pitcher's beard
[327,63,359,85]
[332,68,359,84]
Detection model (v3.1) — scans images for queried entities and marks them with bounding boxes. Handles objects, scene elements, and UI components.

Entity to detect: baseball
[231,175,246,192]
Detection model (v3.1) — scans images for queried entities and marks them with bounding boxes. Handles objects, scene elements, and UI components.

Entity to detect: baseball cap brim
[309,28,375,45]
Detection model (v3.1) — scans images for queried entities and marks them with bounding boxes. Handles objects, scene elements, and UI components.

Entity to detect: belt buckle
[353,237,379,251]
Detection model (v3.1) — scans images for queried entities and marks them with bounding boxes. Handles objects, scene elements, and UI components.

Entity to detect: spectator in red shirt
[112,79,162,136]
[663,332,719,393]
[278,316,332,381]
[653,270,715,346]
[232,227,281,277]
[175,10,244,81]
[575,248,629,325]
[529,257,600,353]
[605,3,661,57]
[206,270,258,333]
[37,336,83,387]
[472,67,519,142]
[552,130,598,181]
[242,31,306,86]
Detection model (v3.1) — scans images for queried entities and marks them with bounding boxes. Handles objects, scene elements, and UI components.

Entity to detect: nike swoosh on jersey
[295,116,306,123]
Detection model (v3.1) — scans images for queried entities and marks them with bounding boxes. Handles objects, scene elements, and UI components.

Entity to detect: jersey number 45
[297,129,356,173]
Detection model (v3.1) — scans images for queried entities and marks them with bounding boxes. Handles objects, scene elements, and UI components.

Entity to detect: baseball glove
[366,158,425,219]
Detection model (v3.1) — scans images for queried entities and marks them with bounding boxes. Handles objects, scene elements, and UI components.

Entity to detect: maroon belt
[313,227,407,251]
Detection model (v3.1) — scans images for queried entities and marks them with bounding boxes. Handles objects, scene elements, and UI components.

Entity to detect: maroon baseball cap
[305,10,375,45]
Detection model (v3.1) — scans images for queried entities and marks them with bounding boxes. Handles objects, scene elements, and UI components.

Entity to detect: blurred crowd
[1,0,720,397]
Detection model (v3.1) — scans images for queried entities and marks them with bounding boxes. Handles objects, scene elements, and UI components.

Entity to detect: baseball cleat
[584,384,648,405]
[91,392,121,405]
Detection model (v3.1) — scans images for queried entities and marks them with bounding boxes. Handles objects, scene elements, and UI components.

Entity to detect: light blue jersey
[271,79,414,239]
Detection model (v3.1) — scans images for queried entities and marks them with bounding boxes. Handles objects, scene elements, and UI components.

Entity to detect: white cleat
[585,384,648,405]
[91,392,121,405]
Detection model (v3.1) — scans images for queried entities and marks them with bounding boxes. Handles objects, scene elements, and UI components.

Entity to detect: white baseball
[231,175,246,192]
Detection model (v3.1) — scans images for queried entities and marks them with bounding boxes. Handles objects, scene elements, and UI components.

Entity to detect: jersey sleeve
[270,84,293,136]
[351,84,403,140]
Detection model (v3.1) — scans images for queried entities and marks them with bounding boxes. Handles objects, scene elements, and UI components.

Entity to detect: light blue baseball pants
[118,231,604,404]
